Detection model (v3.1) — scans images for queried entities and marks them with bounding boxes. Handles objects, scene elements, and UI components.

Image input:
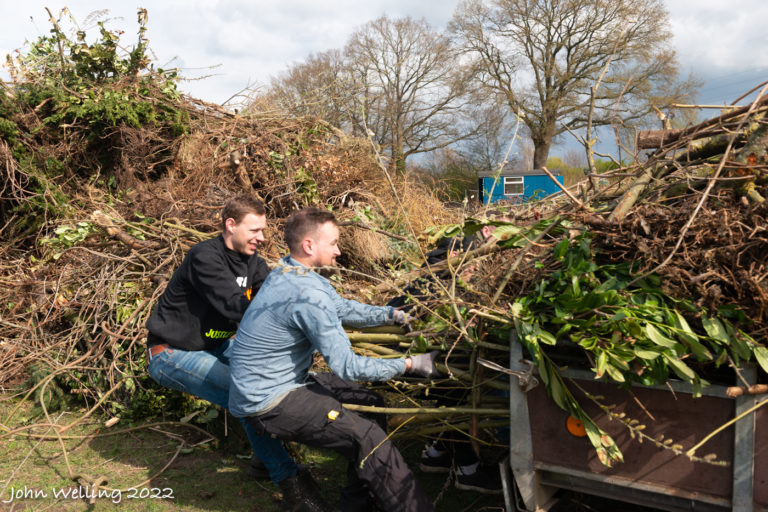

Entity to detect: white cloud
[0,2,451,103]
[668,0,768,70]
[2,1,766,106]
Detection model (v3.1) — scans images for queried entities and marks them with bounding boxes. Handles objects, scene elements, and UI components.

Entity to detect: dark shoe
[455,463,503,494]
[250,453,271,480]
[279,473,336,512]
[339,481,376,512]
[296,465,322,499]
[418,449,451,473]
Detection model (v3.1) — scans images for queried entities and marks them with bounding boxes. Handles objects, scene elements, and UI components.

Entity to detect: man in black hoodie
[145,196,330,512]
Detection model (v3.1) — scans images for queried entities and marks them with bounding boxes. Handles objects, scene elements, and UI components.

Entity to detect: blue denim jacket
[228,256,407,417]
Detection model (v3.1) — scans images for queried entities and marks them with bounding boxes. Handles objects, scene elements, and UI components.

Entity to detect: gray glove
[408,351,440,378]
[390,309,411,326]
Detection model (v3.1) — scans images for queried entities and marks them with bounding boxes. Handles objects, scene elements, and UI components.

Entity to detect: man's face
[226,213,266,256]
[308,221,341,267]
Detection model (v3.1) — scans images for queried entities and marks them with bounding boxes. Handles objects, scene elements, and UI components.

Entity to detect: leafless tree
[450,0,700,168]
[461,95,534,173]
[262,49,352,129]
[343,15,478,173]
[259,16,482,174]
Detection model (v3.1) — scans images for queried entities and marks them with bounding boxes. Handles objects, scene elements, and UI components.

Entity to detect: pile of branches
[346,89,768,466]
[0,10,454,439]
[3,8,768,476]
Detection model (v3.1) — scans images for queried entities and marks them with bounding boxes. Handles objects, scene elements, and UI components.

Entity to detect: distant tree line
[253,0,699,200]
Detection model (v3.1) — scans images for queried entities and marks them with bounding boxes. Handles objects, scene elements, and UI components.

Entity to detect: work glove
[408,351,440,378]
[390,309,411,327]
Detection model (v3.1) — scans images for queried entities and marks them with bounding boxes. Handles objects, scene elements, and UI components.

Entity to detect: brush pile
[2,10,768,470]
[0,11,452,428]
[367,92,768,465]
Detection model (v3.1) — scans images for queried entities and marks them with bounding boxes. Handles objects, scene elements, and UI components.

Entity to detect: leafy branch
[508,233,766,464]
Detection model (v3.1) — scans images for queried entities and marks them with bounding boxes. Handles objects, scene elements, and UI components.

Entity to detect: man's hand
[407,351,440,378]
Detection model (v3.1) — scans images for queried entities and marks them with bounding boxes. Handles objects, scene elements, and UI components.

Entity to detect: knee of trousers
[337,413,396,470]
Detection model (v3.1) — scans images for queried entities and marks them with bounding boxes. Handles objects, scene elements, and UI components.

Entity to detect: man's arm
[332,292,393,328]
[246,256,270,300]
[294,289,406,381]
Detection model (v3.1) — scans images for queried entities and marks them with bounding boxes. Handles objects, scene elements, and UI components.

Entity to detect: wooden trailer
[503,335,767,512]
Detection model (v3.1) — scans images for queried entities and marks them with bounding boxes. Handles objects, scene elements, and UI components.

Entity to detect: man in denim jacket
[229,207,439,512]
[145,196,327,511]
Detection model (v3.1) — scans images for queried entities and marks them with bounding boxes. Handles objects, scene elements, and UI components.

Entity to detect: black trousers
[245,373,433,512]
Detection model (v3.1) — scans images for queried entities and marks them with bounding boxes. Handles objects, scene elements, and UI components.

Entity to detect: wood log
[91,210,160,250]
[726,384,768,397]
[607,166,655,222]
[639,96,768,150]
[637,129,683,149]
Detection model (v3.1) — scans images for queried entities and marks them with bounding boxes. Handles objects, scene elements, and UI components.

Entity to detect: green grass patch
[0,397,507,511]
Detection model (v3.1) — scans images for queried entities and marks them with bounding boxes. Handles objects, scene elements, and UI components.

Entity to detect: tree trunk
[532,138,552,169]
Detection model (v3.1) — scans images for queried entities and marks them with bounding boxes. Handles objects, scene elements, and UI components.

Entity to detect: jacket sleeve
[293,288,405,381]
[331,287,393,328]
[187,246,250,322]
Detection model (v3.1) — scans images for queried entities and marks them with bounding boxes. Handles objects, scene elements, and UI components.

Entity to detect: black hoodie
[146,235,269,350]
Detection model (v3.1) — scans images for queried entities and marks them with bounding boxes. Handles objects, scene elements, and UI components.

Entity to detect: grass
[0,399,282,511]
[0,397,507,511]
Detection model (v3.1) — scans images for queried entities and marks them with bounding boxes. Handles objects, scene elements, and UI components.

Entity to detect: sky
[1,1,767,155]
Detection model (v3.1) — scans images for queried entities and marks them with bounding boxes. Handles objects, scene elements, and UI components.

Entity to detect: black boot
[339,481,377,512]
[249,453,270,480]
[297,465,322,497]
[251,454,312,482]
[279,473,336,512]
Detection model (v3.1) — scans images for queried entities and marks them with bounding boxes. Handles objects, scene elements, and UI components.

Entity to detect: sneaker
[418,449,452,473]
[455,462,503,494]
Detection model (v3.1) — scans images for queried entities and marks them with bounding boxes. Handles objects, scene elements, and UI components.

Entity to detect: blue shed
[478,168,563,204]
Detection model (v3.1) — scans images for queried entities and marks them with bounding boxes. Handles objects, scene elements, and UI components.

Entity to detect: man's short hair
[221,195,266,230]
[284,207,337,253]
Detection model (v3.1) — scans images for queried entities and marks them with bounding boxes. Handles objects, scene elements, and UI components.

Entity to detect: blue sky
[2,1,766,157]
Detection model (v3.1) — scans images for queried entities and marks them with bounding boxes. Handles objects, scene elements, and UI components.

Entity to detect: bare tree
[345,15,477,173]
[563,148,588,170]
[263,49,351,129]
[450,0,700,168]
[415,147,478,201]
[461,95,534,173]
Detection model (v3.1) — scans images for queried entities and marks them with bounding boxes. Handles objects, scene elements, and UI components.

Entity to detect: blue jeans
[147,339,297,484]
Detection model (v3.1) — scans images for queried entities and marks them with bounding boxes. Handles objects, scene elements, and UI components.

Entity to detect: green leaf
[702,316,728,344]
[595,351,607,378]
[673,311,694,335]
[611,310,627,322]
[663,353,696,381]
[714,349,728,367]
[604,363,626,383]
[729,330,751,361]
[536,327,557,346]
[553,238,569,259]
[571,276,581,296]
[683,338,711,360]
[634,347,661,360]
[645,323,677,349]
[547,373,568,409]
[490,224,523,240]
[753,346,768,374]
